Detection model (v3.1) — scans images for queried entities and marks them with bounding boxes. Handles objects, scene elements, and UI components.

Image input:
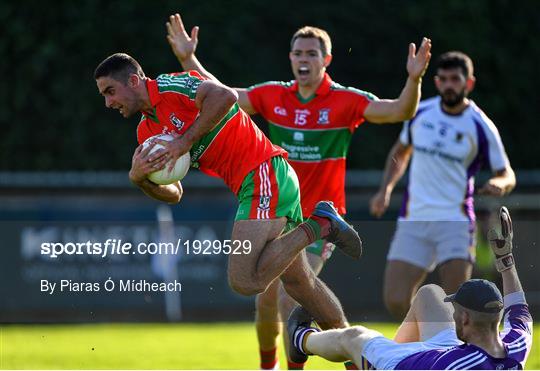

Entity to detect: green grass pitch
[1,322,538,369]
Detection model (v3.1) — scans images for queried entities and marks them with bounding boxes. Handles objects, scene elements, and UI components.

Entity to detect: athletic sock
[292,326,319,356]
[355,356,374,370]
[260,347,278,370]
[299,216,331,243]
[287,360,305,370]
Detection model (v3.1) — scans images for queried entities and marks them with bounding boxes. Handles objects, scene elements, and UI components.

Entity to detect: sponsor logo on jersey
[274,106,288,116]
[422,121,435,129]
[293,132,304,142]
[317,108,330,124]
[169,113,185,130]
[294,109,310,126]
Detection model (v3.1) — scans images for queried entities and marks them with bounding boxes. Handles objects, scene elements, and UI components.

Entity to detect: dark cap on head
[444,279,503,313]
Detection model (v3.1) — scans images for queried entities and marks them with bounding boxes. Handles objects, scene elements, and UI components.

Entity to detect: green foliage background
[2,0,539,170]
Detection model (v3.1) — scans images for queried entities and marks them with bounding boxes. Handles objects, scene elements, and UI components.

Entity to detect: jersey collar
[141,79,161,122]
[146,79,161,107]
[289,73,332,96]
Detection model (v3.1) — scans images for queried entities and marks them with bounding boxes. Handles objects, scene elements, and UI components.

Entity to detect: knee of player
[415,284,446,303]
[229,276,265,296]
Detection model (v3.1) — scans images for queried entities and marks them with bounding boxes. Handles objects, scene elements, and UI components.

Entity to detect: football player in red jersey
[95,52,365,359]
[166,13,431,370]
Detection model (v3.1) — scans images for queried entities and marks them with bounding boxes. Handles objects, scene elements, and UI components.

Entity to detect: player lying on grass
[95,52,361,335]
[288,207,533,369]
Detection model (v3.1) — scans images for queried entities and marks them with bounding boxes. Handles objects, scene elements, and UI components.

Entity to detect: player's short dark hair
[291,26,332,57]
[94,53,145,83]
[436,51,474,79]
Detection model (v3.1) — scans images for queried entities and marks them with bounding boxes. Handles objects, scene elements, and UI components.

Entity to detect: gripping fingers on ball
[147,148,167,162]
[152,155,169,170]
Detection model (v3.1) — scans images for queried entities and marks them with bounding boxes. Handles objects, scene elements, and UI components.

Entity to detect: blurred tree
[1,0,538,170]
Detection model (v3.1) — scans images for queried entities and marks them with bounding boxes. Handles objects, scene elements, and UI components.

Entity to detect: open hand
[407,37,432,82]
[166,13,199,62]
[487,206,513,257]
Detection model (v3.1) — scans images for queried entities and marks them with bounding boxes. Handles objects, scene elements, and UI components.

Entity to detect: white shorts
[363,328,462,370]
[387,220,476,272]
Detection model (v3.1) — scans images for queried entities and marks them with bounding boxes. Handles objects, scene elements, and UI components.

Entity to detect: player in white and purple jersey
[370,51,516,319]
[288,207,533,370]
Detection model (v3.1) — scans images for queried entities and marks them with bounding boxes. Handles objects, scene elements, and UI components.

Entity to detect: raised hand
[488,206,513,257]
[488,206,516,272]
[166,13,199,62]
[407,37,432,82]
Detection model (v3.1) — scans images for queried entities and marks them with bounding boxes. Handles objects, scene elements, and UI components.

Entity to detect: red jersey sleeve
[348,88,378,132]
[247,82,284,116]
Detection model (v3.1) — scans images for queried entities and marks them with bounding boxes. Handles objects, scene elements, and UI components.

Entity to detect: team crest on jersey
[455,132,464,143]
[317,108,331,124]
[258,195,271,211]
[169,113,185,130]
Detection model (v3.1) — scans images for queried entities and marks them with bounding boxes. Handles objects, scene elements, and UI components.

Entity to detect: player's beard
[441,88,466,107]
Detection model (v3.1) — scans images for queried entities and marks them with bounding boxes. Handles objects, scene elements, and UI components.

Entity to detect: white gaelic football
[142,134,190,185]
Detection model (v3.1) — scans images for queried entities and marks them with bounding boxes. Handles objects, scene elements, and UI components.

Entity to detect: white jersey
[399,96,509,221]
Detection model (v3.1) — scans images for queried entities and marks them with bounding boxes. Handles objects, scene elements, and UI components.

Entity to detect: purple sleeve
[500,302,533,367]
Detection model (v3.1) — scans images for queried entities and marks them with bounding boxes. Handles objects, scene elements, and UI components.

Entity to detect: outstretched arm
[369,139,413,218]
[364,37,432,124]
[166,13,255,114]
